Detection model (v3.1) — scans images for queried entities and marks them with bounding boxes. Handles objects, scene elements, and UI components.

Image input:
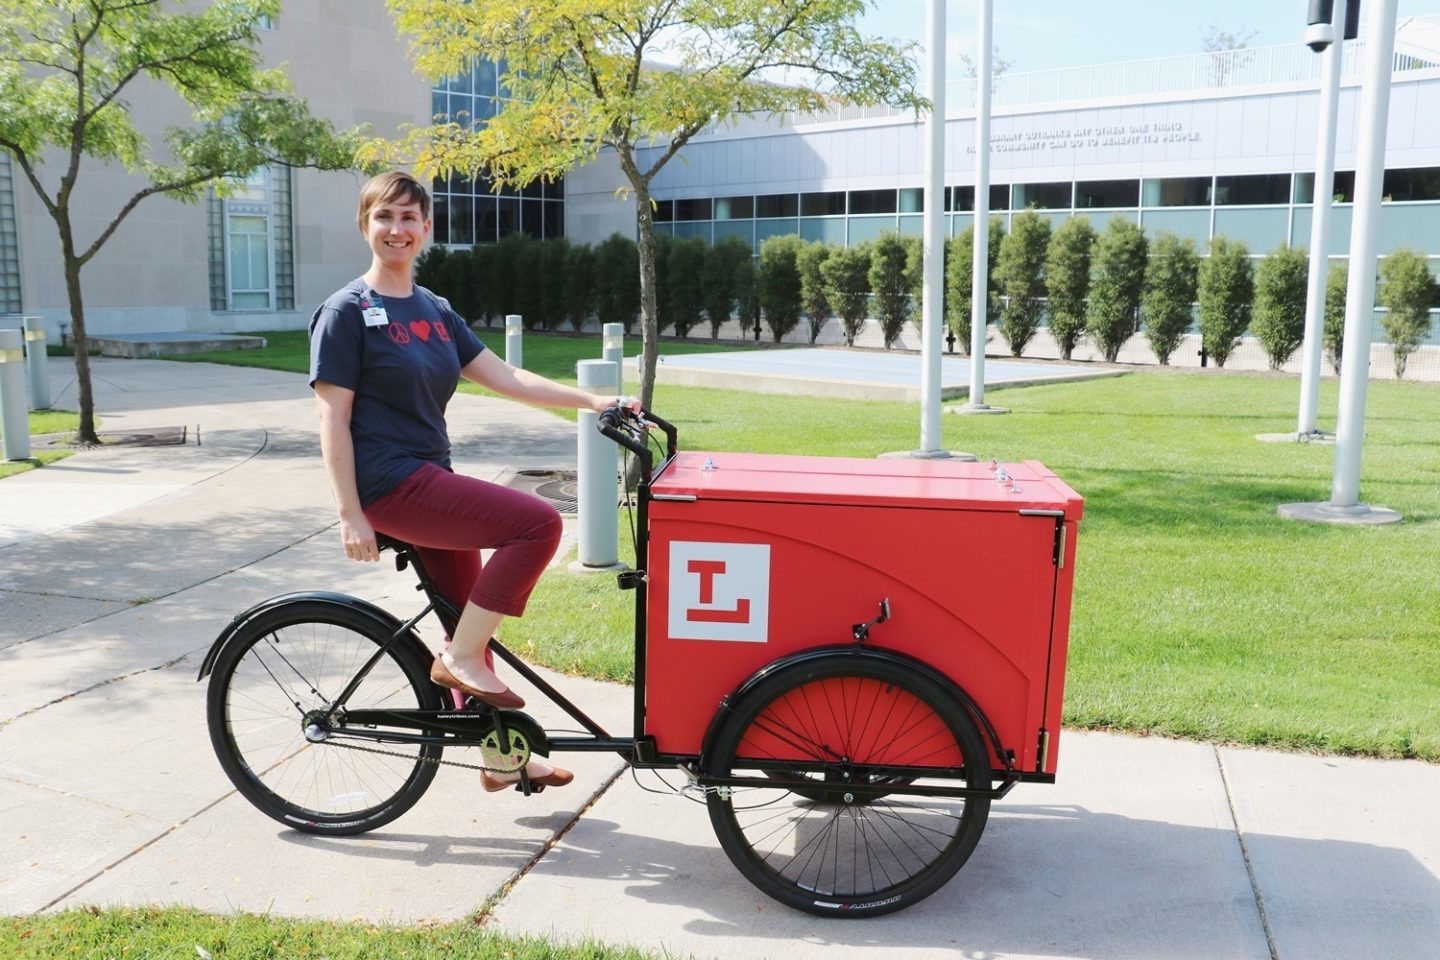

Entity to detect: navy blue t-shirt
[309,279,485,505]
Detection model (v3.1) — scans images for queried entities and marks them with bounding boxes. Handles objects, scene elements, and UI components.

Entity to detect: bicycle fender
[697,644,1011,774]
[195,591,429,681]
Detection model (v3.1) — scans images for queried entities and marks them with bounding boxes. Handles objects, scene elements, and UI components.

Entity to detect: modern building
[4,5,1438,375]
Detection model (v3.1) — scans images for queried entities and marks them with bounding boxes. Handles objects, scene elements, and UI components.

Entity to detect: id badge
[359,293,389,327]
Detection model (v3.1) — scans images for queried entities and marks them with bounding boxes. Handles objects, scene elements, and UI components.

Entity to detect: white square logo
[667,541,771,643]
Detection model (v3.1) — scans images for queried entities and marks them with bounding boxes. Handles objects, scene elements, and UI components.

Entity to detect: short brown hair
[356,171,431,231]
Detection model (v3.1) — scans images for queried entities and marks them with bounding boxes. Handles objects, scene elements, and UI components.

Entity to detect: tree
[562,242,596,332]
[1251,244,1311,370]
[734,255,761,341]
[995,209,1051,357]
[385,0,920,409]
[946,217,1004,355]
[0,0,367,444]
[667,236,707,339]
[1202,25,1258,86]
[593,233,641,334]
[1324,261,1347,374]
[1141,231,1199,365]
[1045,216,1096,360]
[819,242,872,346]
[702,235,750,338]
[1086,217,1148,362]
[869,232,913,349]
[758,234,804,343]
[1197,236,1254,368]
[797,241,834,344]
[1376,249,1438,379]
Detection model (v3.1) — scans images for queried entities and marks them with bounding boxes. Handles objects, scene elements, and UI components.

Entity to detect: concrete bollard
[0,329,31,460]
[505,314,523,369]
[602,322,624,378]
[573,358,622,570]
[24,317,50,410]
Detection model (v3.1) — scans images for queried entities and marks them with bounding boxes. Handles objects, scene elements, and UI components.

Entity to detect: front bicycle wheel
[206,601,443,835]
[705,653,992,916]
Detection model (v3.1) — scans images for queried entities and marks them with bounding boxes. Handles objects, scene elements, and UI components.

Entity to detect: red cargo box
[644,451,1082,777]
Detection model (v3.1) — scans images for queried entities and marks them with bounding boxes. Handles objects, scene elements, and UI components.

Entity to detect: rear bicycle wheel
[206,601,443,835]
[705,654,991,916]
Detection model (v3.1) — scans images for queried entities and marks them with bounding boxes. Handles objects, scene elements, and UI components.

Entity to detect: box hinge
[1036,728,1051,772]
[1054,523,1066,569]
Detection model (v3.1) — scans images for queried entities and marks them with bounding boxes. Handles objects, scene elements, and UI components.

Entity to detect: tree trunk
[59,222,100,445]
[633,183,659,411]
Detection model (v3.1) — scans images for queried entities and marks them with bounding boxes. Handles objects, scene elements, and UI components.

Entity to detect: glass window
[799,218,846,244]
[756,193,798,218]
[847,216,896,244]
[1076,179,1139,208]
[674,198,712,221]
[715,196,753,220]
[713,220,754,247]
[800,191,845,216]
[0,154,23,313]
[1214,174,1290,206]
[431,196,450,245]
[899,188,924,213]
[227,214,270,310]
[653,199,673,223]
[1382,166,1440,202]
[474,196,498,243]
[990,184,1010,211]
[521,199,543,238]
[449,194,475,245]
[754,218,798,244]
[1212,208,1290,252]
[953,185,1009,211]
[1013,182,1072,210]
[1139,208,1210,246]
[950,185,973,212]
[521,180,544,199]
[496,197,520,238]
[848,189,897,214]
[1143,177,1212,207]
[544,200,564,238]
[1294,171,1356,204]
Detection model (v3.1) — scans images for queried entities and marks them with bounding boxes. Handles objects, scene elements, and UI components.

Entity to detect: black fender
[196,591,431,681]
[699,644,1013,776]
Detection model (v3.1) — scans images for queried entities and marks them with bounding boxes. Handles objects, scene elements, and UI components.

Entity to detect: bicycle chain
[322,738,510,773]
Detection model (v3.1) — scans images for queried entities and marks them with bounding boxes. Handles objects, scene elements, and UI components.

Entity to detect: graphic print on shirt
[668,541,771,642]
[387,322,411,345]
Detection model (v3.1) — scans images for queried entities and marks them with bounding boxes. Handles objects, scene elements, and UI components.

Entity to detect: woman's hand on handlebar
[590,394,642,415]
[339,513,380,563]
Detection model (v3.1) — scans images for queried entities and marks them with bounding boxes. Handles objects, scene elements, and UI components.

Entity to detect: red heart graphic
[409,320,431,341]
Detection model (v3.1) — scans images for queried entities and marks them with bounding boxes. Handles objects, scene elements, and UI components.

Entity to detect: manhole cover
[505,469,578,513]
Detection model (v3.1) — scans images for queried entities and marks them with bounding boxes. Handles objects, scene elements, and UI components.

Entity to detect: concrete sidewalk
[1,357,1437,960]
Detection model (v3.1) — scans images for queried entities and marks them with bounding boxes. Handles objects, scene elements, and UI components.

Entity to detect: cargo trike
[199,406,1082,916]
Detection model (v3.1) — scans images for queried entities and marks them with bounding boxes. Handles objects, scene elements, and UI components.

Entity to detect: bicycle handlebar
[598,405,677,481]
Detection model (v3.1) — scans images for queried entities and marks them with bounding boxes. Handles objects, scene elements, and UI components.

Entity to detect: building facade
[4,5,1438,370]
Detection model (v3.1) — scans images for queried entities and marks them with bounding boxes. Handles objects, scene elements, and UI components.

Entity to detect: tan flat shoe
[430,655,525,710]
[481,766,574,793]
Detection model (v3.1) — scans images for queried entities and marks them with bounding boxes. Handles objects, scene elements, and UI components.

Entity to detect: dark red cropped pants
[363,463,563,619]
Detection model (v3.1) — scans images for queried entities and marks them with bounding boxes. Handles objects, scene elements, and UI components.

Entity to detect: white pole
[919,0,946,453]
[1297,0,1346,438]
[0,329,30,461]
[968,0,993,408]
[505,314,523,368]
[575,358,622,570]
[1332,0,1397,509]
[23,317,50,410]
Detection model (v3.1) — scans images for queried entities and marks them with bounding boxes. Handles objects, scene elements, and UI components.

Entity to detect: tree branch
[75,170,218,268]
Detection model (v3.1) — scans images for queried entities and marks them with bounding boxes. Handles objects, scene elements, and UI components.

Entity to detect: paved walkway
[1,357,1437,960]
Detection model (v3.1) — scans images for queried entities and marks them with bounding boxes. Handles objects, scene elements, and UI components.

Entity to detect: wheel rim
[220,617,433,823]
[713,669,985,905]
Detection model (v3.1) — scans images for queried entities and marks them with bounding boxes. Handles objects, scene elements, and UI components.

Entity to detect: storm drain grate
[37,425,189,448]
[504,469,578,513]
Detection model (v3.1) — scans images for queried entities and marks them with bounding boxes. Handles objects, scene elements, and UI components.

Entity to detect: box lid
[649,451,1083,519]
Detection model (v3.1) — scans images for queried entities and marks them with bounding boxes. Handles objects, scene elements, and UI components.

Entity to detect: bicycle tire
[704,653,991,916]
[206,600,443,835]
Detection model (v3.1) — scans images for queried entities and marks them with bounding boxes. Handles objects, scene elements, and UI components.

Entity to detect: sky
[858,0,1440,76]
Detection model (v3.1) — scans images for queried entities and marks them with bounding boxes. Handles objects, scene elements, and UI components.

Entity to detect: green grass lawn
[0,907,657,960]
[0,409,81,479]
[167,332,1440,760]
